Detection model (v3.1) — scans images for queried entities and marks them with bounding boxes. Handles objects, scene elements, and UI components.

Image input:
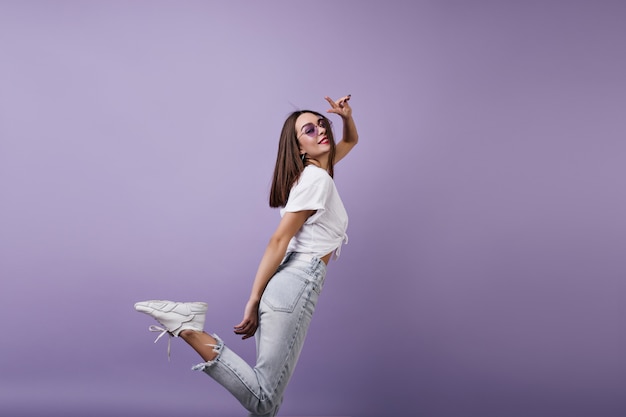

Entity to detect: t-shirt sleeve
[282,168,331,222]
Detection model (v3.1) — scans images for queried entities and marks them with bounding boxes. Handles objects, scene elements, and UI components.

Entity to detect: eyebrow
[300,122,315,132]
[300,118,324,131]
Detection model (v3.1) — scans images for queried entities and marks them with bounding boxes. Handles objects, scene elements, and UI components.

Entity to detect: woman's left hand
[325,95,352,119]
[234,299,260,340]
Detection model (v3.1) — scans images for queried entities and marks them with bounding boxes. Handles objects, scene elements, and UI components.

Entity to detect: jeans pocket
[262,272,309,313]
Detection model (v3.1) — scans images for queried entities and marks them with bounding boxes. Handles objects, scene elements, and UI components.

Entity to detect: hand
[325,94,352,119]
[234,299,260,340]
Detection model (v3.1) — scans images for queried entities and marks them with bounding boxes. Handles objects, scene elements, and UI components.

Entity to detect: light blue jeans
[192,252,327,417]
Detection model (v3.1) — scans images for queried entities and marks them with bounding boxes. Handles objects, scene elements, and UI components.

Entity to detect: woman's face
[294,112,331,162]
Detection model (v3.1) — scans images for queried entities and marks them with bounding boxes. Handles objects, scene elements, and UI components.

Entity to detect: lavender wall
[1,1,624,416]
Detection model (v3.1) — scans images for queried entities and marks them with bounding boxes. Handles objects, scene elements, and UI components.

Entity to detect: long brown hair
[269,110,336,207]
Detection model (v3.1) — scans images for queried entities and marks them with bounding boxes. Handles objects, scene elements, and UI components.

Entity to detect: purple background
[1,1,625,416]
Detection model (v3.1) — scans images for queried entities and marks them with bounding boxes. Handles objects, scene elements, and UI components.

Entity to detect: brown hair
[269,110,336,207]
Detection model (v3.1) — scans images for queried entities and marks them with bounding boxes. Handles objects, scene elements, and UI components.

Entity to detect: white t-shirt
[280,165,349,259]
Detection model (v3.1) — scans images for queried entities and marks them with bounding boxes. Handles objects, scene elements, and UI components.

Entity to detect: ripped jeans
[192,252,327,417]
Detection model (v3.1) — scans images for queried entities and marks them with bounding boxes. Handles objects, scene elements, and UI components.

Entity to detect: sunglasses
[297,118,331,139]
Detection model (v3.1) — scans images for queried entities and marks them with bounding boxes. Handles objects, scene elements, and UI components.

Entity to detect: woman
[135,94,358,417]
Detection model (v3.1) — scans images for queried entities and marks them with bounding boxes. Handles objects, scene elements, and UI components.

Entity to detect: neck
[306,156,329,171]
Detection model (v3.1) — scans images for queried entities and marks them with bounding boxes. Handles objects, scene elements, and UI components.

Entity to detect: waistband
[282,252,328,271]
[286,252,317,263]
[281,252,327,285]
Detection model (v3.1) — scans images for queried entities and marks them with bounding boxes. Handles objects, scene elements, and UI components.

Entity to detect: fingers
[236,328,256,339]
[234,319,257,339]
[233,320,250,332]
[325,95,351,107]
[325,94,352,115]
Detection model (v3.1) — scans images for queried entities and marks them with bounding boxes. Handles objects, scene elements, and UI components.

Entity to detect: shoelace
[148,325,219,364]
[149,325,173,360]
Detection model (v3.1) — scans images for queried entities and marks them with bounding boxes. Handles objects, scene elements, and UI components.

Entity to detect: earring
[301,153,306,163]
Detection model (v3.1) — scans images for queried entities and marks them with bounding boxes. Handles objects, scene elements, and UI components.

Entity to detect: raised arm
[233,209,314,339]
[326,95,359,164]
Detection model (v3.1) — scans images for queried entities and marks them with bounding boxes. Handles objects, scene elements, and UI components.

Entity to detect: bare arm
[234,209,314,339]
[326,95,359,164]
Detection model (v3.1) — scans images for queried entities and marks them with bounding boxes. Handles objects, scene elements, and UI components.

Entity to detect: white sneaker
[134,300,208,359]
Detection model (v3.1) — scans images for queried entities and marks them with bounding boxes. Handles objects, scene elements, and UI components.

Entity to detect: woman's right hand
[234,298,260,340]
[325,94,352,120]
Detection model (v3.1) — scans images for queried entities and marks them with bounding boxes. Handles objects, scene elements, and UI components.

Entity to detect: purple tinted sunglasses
[297,118,331,139]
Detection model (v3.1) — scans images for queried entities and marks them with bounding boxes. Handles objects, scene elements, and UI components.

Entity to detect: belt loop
[308,256,317,274]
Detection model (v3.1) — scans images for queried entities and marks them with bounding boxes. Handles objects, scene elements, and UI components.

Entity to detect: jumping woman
[135,94,358,417]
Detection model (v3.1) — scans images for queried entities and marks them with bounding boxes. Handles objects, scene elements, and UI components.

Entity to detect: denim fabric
[193,252,327,417]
